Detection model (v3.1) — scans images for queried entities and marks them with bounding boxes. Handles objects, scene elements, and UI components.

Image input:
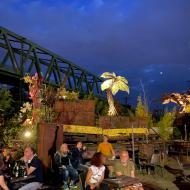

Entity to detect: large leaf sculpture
[101,72,129,116]
[162,92,190,113]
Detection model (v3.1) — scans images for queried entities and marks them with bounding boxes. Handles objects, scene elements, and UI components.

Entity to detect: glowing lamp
[24,131,31,138]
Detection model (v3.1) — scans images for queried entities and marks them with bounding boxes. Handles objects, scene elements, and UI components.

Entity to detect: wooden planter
[37,123,63,169]
[54,100,65,112]
[99,116,148,129]
[54,100,95,126]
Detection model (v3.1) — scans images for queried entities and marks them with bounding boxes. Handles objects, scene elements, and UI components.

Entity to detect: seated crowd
[0,136,145,190]
[0,146,43,190]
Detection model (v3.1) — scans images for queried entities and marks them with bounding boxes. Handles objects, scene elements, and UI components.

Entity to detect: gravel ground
[136,168,190,190]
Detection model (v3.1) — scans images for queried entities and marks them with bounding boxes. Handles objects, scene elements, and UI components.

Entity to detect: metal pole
[185,124,187,141]
[132,124,135,163]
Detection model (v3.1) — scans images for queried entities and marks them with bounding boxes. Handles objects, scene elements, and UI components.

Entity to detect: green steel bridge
[0,27,102,95]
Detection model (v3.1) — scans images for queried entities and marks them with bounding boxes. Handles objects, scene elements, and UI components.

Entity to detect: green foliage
[40,106,58,122]
[0,89,17,147]
[0,85,58,148]
[3,114,22,147]
[56,87,79,100]
[93,97,109,117]
[3,112,38,148]
[0,92,34,147]
[83,92,95,100]
[173,127,182,139]
[0,89,14,116]
[96,100,109,116]
[135,96,148,118]
[127,109,135,118]
[157,111,176,141]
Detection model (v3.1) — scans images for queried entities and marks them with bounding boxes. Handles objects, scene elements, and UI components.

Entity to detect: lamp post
[185,124,187,141]
[132,124,135,163]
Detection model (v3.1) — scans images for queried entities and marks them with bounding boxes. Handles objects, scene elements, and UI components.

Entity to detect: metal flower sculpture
[29,73,43,109]
[101,72,129,116]
[162,92,190,113]
[23,73,43,124]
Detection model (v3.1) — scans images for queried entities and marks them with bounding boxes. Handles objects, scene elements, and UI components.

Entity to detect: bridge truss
[0,27,102,95]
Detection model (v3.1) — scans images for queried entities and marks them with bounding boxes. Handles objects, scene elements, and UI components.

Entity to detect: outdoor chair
[136,158,148,175]
[147,150,164,177]
[132,151,148,175]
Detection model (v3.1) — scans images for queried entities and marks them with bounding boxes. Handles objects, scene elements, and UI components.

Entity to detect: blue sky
[0,0,190,109]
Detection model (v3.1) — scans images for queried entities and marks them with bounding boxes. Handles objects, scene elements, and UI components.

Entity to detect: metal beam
[0,26,103,96]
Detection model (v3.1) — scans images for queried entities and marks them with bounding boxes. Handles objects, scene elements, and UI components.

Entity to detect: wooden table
[11,175,35,183]
[10,175,36,190]
[103,176,140,189]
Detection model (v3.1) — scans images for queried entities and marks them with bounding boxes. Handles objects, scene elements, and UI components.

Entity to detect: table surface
[11,175,35,183]
[103,176,140,188]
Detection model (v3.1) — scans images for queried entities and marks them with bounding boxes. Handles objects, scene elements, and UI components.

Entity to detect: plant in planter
[100,72,129,116]
[56,87,79,100]
[54,87,79,113]
[18,102,33,125]
[40,85,57,122]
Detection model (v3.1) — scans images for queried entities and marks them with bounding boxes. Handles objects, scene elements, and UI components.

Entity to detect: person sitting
[2,148,15,177]
[114,150,144,190]
[97,135,115,160]
[71,141,87,169]
[18,146,43,190]
[85,152,108,190]
[0,157,9,190]
[54,143,78,189]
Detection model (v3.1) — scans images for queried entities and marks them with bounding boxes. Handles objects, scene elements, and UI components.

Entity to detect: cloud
[0,0,190,108]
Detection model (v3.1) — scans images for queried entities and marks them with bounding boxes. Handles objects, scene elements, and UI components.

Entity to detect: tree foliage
[157,110,176,141]
[135,96,148,118]
[0,89,14,117]
[0,89,19,147]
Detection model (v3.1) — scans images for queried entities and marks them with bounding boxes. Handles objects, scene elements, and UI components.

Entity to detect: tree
[100,72,129,116]
[0,89,15,146]
[157,110,176,141]
[0,89,14,117]
[135,96,148,118]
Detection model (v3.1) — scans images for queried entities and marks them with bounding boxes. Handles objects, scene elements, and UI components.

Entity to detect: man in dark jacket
[71,141,86,169]
[54,143,78,190]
